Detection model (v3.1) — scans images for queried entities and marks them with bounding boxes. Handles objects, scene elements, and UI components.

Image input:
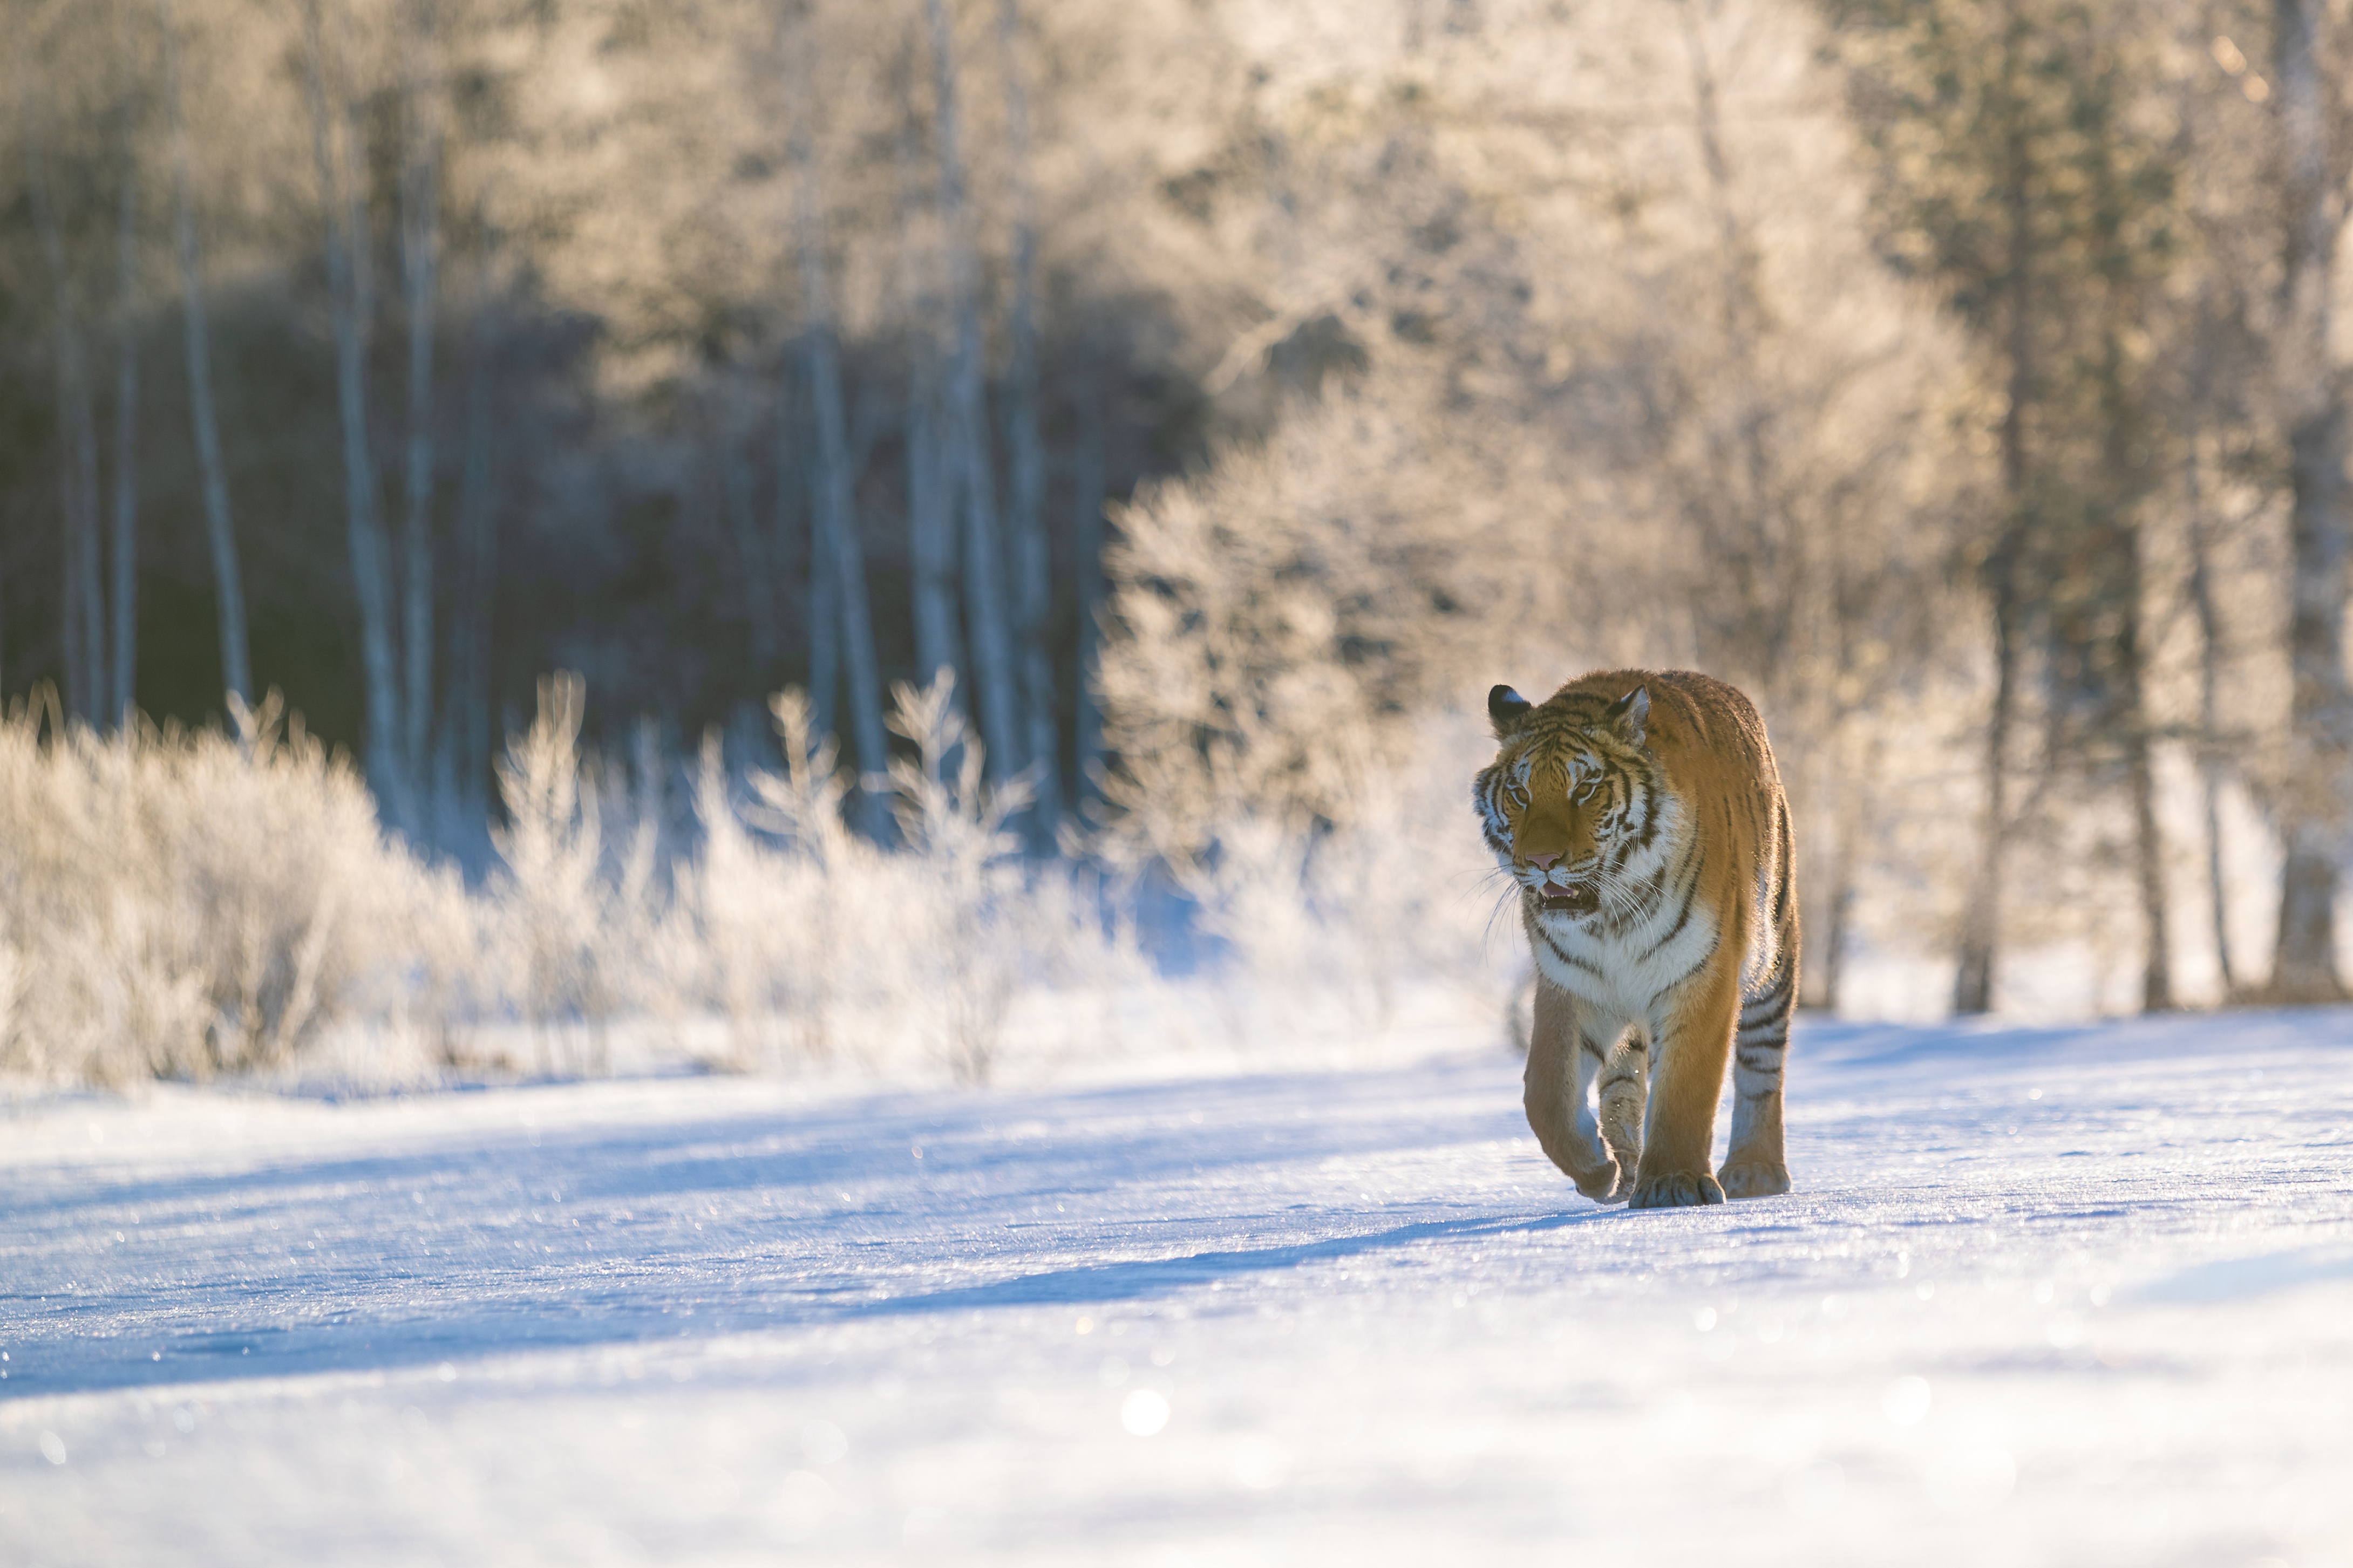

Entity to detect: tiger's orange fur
[1474,669,1798,1209]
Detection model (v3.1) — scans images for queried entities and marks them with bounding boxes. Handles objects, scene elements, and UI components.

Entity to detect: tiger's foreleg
[1718,959,1794,1199]
[1524,980,1625,1203]
[1628,963,1735,1209]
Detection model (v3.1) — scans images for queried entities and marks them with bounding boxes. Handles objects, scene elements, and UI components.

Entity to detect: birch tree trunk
[450,250,499,808]
[2267,0,2351,1002]
[1072,350,1107,809]
[908,391,961,688]
[108,53,140,727]
[924,0,1025,785]
[161,0,250,708]
[897,43,962,696]
[789,5,889,839]
[304,0,409,828]
[399,0,442,818]
[996,0,1058,839]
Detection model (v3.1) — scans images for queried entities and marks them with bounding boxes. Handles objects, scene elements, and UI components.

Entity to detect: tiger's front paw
[1572,1157,1626,1205]
[1717,1161,1791,1199]
[1626,1168,1725,1209]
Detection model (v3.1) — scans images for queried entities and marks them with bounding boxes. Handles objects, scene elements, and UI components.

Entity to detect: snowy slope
[3,1010,2350,1567]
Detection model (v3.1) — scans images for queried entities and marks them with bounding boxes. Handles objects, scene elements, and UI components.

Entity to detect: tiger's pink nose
[1524,852,1560,870]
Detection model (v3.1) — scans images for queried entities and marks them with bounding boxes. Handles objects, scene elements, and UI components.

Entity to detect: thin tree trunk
[767,359,810,694]
[1072,351,1107,808]
[1952,554,2016,1015]
[784,359,837,742]
[1955,26,2034,1017]
[304,0,408,827]
[2086,125,2171,1015]
[2184,424,2235,997]
[54,387,90,725]
[108,62,140,727]
[924,0,1024,785]
[909,395,960,685]
[400,0,441,822]
[2174,63,2238,1004]
[1953,466,2027,1015]
[161,0,251,708]
[74,335,106,728]
[2119,540,2173,1011]
[897,41,962,694]
[996,0,1057,842]
[2268,0,2351,1001]
[452,270,499,809]
[789,5,889,838]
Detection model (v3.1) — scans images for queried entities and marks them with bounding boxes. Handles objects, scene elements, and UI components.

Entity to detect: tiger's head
[1473,681,1659,920]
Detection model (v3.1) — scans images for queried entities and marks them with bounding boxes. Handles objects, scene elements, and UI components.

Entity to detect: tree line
[3,0,1208,851]
[4,0,2351,1011]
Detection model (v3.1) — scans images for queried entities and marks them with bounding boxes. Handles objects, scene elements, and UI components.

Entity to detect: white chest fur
[1525,801,1720,1024]
[1531,895,1721,1022]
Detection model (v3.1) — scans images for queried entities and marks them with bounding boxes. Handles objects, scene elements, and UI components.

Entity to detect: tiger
[1473,669,1798,1209]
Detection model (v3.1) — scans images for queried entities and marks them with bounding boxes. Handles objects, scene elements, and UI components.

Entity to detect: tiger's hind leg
[1596,1033,1647,1200]
[1718,967,1793,1199]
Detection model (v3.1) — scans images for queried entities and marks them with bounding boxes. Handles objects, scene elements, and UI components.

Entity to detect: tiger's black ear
[1606,685,1649,746]
[1487,684,1534,737]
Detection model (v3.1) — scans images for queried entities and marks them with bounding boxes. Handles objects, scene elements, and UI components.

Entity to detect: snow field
[2,1010,2350,1566]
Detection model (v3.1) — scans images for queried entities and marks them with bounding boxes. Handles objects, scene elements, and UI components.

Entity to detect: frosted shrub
[0,668,1132,1092]
[663,672,1140,1085]
[665,669,1194,1083]
[0,696,431,1086]
[882,674,1036,1085]
[669,693,872,1071]
[486,674,651,1076]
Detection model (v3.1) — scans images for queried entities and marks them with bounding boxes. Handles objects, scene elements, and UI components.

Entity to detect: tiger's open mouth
[1534,882,1600,913]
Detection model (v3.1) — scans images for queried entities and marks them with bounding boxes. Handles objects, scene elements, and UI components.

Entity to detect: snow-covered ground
[3,1008,2350,1567]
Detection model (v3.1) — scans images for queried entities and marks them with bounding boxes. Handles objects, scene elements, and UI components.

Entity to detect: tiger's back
[1474,669,1797,1209]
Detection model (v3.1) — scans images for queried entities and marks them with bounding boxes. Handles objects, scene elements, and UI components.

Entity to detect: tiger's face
[1474,683,1657,919]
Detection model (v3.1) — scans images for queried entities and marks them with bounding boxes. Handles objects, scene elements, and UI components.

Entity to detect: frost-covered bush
[666,674,1139,1085]
[483,674,658,1076]
[0,695,444,1086]
[666,692,873,1072]
[0,657,1513,1094]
